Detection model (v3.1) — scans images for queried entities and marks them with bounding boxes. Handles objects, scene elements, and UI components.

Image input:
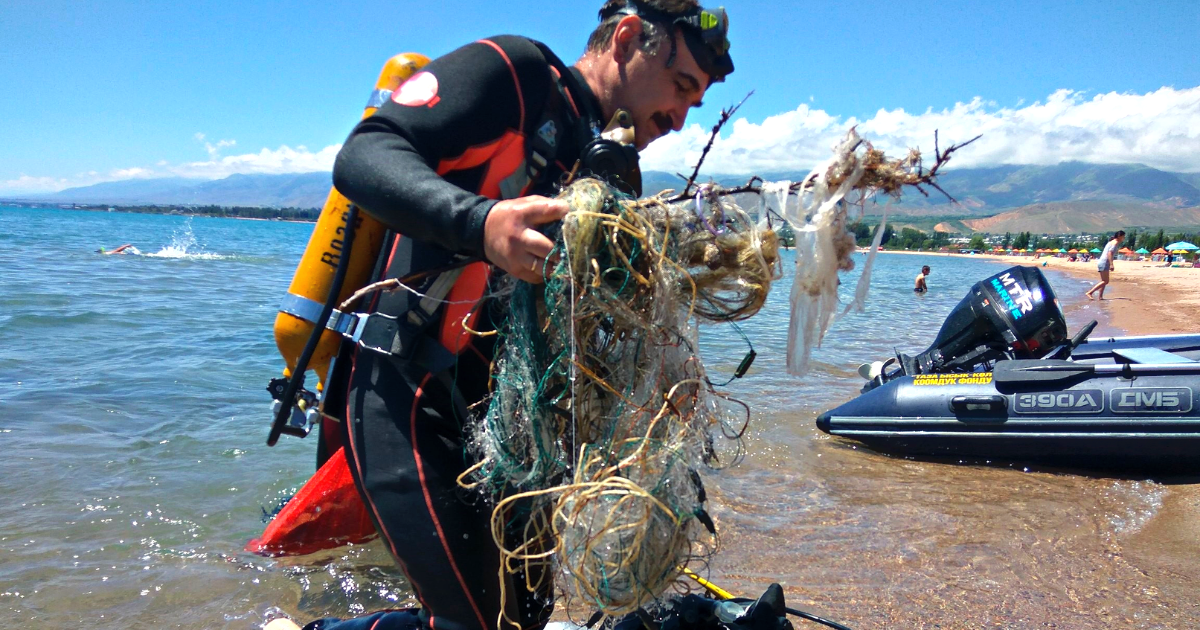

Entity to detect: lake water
[2,206,1196,629]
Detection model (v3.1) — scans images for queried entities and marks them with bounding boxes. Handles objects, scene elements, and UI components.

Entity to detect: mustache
[650,113,673,135]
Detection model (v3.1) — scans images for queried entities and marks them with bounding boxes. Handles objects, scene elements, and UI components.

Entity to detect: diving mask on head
[599,0,734,83]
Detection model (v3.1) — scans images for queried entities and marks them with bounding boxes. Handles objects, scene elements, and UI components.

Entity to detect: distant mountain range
[648,162,1200,213]
[959,201,1200,234]
[9,162,1200,232]
[12,172,334,208]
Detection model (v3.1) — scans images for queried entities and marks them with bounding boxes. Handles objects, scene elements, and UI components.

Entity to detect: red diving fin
[246,446,376,556]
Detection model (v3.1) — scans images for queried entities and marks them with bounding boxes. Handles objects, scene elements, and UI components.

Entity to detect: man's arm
[333,36,566,281]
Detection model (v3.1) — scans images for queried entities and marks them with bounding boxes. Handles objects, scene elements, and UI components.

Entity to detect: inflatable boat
[817,266,1200,472]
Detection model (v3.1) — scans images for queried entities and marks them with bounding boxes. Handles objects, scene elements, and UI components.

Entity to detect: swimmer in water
[914,265,930,293]
[98,244,138,255]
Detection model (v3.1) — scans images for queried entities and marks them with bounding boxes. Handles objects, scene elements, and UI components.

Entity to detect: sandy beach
[983,254,1199,335]
[878,250,1199,336]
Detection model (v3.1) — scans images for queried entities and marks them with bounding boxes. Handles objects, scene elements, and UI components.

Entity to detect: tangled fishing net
[457,128,970,627]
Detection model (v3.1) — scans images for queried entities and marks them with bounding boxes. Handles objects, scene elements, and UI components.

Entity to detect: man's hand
[483,196,570,284]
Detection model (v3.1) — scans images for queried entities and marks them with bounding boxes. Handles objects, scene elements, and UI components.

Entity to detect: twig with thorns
[667,132,980,206]
[665,92,981,207]
[680,91,753,198]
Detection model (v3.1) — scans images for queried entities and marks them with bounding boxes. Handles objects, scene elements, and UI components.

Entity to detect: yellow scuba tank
[269,53,429,443]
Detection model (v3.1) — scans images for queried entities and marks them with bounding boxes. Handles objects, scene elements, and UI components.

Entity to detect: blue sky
[2,0,1199,193]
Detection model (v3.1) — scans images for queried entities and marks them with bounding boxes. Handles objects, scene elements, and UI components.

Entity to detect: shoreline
[2,203,318,224]
[873,250,1198,336]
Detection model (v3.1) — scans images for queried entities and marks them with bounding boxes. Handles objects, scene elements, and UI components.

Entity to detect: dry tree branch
[681,91,754,197]
[666,131,982,206]
[922,131,982,201]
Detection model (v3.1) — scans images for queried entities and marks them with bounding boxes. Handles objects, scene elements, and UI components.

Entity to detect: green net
[462,177,778,620]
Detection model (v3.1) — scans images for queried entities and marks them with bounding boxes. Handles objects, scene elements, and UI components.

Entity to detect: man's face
[612,25,710,150]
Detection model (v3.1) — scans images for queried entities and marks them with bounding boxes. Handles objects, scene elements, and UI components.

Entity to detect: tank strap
[279,293,359,335]
[279,265,463,375]
[351,311,458,374]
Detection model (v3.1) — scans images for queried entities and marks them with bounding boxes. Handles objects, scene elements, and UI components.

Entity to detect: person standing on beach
[1086,230,1125,300]
[914,265,930,293]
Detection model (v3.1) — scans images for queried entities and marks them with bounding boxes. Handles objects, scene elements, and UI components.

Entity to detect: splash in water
[143,218,226,260]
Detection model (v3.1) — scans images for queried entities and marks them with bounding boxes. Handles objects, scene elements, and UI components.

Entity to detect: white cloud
[202,138,237,158]
[195,133,237,158]
[5,85,1199,196]
[0,174,74,194]
[0,144,342,195]
[641,86,1200,175]
[110,167,155,179]
[0,168,161,195]
[171,144,341,178]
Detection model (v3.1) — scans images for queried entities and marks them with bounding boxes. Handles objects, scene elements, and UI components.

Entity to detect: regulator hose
[784,605,854,630]
[267,204,360,446]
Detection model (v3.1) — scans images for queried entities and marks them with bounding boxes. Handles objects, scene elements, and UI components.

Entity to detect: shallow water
[1,206,1196,629]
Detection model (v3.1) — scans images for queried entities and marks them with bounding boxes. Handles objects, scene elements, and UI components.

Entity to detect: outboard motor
[899,266,1067,375]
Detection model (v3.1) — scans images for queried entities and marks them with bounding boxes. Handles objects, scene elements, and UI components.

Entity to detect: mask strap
[665,26,678,68]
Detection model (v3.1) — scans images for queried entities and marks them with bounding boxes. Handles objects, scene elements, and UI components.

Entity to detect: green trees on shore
[847,220,951,251]
[1123,228,1199,251]
[842,223,1199,253]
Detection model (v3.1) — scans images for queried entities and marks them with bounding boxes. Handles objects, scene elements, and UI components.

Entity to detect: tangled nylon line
[457,128,972,627]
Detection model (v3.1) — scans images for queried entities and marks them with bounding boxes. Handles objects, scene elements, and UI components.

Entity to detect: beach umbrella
[1068,249,1079,254]
[1164,241,1198,251]
[1136,248,1149,254]
[1117,247,1132,254]
[1054,248,1063,253]
[1152,248,1168,254]
[1090,248,1102,253]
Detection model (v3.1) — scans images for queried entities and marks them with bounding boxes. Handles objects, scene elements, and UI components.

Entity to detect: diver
[914,265,930,293]
[298,3,735,630]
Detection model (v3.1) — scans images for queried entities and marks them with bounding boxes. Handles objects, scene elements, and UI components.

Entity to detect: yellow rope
[680,567,735,600]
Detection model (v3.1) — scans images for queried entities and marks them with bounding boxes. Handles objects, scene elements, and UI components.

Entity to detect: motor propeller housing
[899,266,1068,376]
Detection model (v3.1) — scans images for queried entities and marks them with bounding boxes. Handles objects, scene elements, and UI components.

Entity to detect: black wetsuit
[311,35,599,630]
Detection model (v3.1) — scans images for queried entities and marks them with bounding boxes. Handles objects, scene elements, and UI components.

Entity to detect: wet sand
[991,254,1200,624]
